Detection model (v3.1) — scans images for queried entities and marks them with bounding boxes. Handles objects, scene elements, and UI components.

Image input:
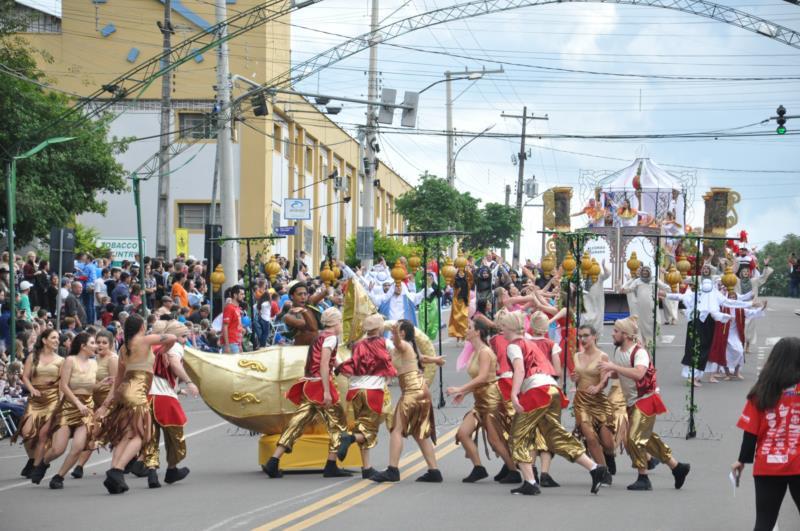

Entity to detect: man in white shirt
[94,268,109,319]
[598,316,691,491]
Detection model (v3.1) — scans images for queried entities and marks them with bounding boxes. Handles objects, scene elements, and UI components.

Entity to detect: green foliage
[68,221,110,257]
[344,231,419,267]
[757,233,799,297]
[395,174,522,251]
[0,7,128,245]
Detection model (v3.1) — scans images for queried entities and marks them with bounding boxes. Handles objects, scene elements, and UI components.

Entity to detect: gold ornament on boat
[237,359,267,373]
[666,265,682,293]
[626,252,641,278]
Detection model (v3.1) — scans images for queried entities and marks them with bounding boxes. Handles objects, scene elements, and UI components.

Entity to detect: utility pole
[501,107,548,269]
[360,0,380,268]
[215,0,238,289]
[503,184,510,262]
[155,0,172,258]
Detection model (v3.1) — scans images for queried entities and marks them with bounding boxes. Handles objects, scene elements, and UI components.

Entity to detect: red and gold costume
[143,344,188,470]
[279,331,347,453]
[12,356,63,444]
[338,335,396,448]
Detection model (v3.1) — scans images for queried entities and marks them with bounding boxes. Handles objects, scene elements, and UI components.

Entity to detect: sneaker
[462,465,488,483]
[604,454,617,476]
[322,459,353,478]
[337,433,356,462]
[147,468,161,489]
[416,469,443,483]
[261,457,282,478]
[540,473,560,488]
[20,458,34,478]
[164,467,190,484]
[49,474,64,490]
[647,457,660,470]
[71,465,84,479]
[361,467,376,480]
[590,466,608,494]
[627,475,653,491]
[601,469,613,486]
[499,470,523,484]
[493,464,510,482]
[510,481,541,496]
[672,462,691,490]
[371,466,400,483]
[103,468,128,495]
[30,463,50,485]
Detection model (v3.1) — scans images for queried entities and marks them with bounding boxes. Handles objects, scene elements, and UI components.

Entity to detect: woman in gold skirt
[14,328,63,483]
[95,313,177,494]
[37,332,98,489]
[573,325,616,483]
[372,319,445,483]
[447,323,516,483]
[72,329,119,479]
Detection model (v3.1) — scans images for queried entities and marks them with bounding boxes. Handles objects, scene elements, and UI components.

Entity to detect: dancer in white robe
[620,266,671,349]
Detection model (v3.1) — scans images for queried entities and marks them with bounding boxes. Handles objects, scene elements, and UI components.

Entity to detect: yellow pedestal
[259,434,363,470]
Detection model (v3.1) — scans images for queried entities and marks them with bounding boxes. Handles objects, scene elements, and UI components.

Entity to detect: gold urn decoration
[408,253,421,273]
[210,264,225,292]
[589,258,601,283]
[721,265,738,294]
[666,264,682,293]
[391,259,406,287]
[562,254,577,277]
[676,255,691,280]
[626,252,641,278]
[331,261,342,280]
[265,256,281,282]
[442,257,457,286]
[580,251,593,277]
[541,253,555,278]
[320,262,335,286]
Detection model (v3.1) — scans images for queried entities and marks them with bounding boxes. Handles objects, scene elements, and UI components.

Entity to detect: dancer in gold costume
[16,328,63,484]
[372,319,445,483]
[39,333,98,489]
[96,313,177,494]
[263,308,352,479]
[72,329,118,479]
[447,322,516,483]
[448,268,473,342]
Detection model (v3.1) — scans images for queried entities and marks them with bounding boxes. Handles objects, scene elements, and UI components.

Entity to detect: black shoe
[371,466,400,483]
[262,457,282,478]
[164,467,190,484]
[602,469,613,486]
[21,458,34,478]
[361,467,376,479]
[30,463,50,485]
[510,481,541,495]
[129,460,148,478]
[672,462,690,490]
[605,454,617,476]
[533,466,540,485]
[627,474,653,491]
[416,469,443,483]
[123,457,138,474]
[647,457,660,470]
[462,465,489,483]
[103,468,128,495]
[147,468,161,489]
[337,433,356,462]
[71,465,84,479]
[493,464,510,482]
[590,466,608,494]
[49,474,64,490]
[540,473,560,488]
[499,471,523,484]
[323,459,353,478]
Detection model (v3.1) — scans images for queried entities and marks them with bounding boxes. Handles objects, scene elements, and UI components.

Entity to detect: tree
[345,231,419,267]
[756,233,799,297]
[0,1,127,245]
[462,202,522,251]
[69,221,111,257]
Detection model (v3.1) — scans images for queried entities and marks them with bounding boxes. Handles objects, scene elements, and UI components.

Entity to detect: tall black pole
[422,236,428,346]
[688,238,701,440]
[652,234,661,366]
[436,240,445,408]
[245,239,257,349]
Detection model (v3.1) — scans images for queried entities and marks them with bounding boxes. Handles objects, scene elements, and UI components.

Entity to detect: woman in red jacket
[732,336,800,531]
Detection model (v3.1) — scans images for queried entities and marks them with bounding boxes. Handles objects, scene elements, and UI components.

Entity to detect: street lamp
[452,123,496,176]
[5,136,76,363]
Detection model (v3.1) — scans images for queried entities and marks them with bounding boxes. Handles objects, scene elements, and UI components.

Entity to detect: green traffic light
[777,125,787,135]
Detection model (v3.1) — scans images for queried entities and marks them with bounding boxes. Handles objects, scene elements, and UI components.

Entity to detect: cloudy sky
[288,0,800,259]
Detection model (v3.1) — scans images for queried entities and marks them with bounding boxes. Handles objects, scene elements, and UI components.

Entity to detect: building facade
[18,0,410,271]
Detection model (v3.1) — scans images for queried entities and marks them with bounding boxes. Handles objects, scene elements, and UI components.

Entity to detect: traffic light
[251,93,268,117]
[777,105,787,135]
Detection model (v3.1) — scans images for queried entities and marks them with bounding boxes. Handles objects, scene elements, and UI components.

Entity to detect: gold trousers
[625,406,673,470]
[277,397,347,453]
[143,419,186,469]
[349,389,388,449]
[608,383,630,450]
[510,387,585,464]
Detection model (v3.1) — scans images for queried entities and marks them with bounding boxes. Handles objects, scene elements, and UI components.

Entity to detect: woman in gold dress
[372,319,445,483]
[72,329,119,479]
[447,322,516,483]
[96,313,177,494]
[38,332,98,489]
[15,328,63,484]
[448,268,473,342]
[573,325,616,484]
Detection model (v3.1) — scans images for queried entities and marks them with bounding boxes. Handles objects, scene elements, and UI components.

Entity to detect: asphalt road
[2,298,799,531]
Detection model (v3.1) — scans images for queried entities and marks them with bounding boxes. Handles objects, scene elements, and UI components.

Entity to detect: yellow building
[17,0,410,270]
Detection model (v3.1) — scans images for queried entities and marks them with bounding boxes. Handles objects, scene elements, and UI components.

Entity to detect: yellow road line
[254,427,458,531]
[284,441,461,531]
